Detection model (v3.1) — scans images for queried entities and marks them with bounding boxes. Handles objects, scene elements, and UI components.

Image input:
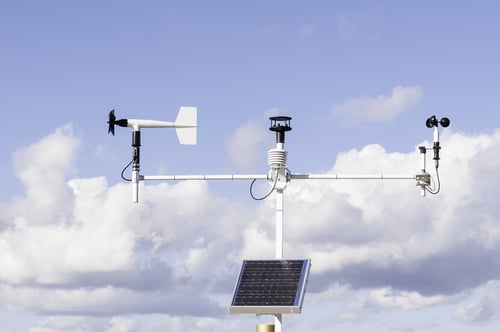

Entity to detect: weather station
[107,108,450,332]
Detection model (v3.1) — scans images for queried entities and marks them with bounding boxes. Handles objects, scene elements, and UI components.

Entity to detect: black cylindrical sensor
[269,116,292,144]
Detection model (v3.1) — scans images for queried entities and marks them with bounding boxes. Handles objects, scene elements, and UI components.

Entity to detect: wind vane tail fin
[175,106,197,145]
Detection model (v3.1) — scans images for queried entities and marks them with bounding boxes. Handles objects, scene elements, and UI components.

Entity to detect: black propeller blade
[107,110,128,135]
[108,109,116,135]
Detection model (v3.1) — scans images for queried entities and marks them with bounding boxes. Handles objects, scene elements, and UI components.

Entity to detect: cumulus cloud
[7,124,79,225]
[332,86,423,125]
[28,316,141,332]
[455,296,496,323]
[454,280,500,324]
[3,125,500,329]
[285,130,500,297]
[226,119,268,169]
[0,125,258,320]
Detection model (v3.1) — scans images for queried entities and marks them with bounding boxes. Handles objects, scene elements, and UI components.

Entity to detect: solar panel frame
[229,259,311,314]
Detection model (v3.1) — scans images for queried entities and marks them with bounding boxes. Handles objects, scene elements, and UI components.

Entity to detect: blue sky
[1,1,500,331]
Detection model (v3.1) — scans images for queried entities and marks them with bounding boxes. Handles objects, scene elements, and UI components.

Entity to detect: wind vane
[108,108,450,332]
[107,107,196,202]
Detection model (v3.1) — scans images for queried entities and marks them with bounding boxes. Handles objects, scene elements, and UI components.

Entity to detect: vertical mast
[268,116,292,332]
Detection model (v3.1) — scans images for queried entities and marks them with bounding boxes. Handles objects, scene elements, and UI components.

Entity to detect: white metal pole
[419,146,428,197]
[132,170,139,203]
[141,174,268,181]
[275,189,284,259]
[290,174,415,180]
[275,188,284,332]
[131,128,141,203]
[275,314,282,332]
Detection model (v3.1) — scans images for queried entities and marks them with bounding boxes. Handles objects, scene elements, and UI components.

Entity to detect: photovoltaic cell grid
[229,259,311,314]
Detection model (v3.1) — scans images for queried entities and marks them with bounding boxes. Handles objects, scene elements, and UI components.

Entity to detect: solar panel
[229,259,311,314]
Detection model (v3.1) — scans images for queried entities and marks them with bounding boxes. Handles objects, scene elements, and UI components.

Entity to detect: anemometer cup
[426,116,450,128]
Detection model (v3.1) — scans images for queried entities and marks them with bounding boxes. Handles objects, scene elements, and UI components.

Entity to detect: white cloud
[105,317,140,332]
[29,316,98,332]
[28,316,141,332]
[455,297,496,323]
[332,86,423,125]
[280,129,500,302]
[4,125,500,329]
[151,316,245,332]
[7,124,79,225]
[369,288,451,310]
[226,119,268,169]
[0,126,255,318]
[454,280,500,324]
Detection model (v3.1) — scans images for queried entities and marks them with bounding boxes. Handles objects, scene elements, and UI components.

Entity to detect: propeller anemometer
[107,110,128,135]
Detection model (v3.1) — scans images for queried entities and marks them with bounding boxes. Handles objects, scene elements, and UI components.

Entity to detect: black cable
[121,159,133,182]
[250,170,279,200]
